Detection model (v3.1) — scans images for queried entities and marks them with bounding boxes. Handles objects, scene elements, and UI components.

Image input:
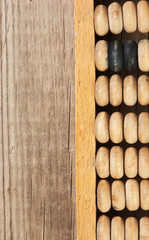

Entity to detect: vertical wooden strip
[75,0,96,239]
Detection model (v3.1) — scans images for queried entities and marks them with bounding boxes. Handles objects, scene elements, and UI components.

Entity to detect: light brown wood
[94,5,109,36]
[97,180,111,213]
[108,2,123,34]
[138,75,149,106]
[110,74,122,106]
[96,147,110,178]
[140,180,149,210]
[95,40,108,71]
[97,215,110,240]
[139,112,149,143]
[111,217,124,240]
[139,147,149,179]
[140,217,149,240]
[125,147,137,178]
[75,0,96,238]
[125,217,138,240]
[124,113,138,144]
[137,0,149,33]
[95,112,110,143]
[110,146,124,179]
[123,1,137,33]
[112,180,125,211]
[126,179,139,211]
[109,112,123,143]
[95,76,109,106]
[123,75,137,106]
[138,39,149,72]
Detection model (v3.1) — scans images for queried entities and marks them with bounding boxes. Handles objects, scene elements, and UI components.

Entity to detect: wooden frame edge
[75,0,96,239]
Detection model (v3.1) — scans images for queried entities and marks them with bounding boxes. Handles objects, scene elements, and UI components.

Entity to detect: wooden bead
[110,146,124,179]
[110,74,122,106]
[95,76,109,106]
[97,180,111,213]
[138,75,149,106]
[111,217,124,240]
[140,217,149,240]
[137,0,149,33]
[94,5,109,36]
[109,112,123,143]
[139,147,149,179]
[140,180,149,211]
[97,215,110,240]
[139,112,149,144]
[123,75,137,106]
[112,180,125,211]
[125,217,138,240]
[123,1,137,33]
[124,40,138,72]
[108,41,123,72]
[108,2,123,34]
[138,40,149,72]
[124,113,137,144]
[95,41,108,72]
[126,179,139,211]
[96,147,110,178]
[125,147,137,178]
[95,112,109,143]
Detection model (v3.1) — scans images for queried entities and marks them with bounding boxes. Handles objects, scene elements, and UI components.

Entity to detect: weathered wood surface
[0,1,76,239]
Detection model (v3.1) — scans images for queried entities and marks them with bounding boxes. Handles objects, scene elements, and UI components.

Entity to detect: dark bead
[124,40,138,72]
[108,40,123,72]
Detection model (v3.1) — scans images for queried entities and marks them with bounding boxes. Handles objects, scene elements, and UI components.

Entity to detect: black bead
[108,40,123,72]
[124,40,138,72]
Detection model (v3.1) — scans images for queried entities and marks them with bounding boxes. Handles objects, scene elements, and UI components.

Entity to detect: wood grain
[0,1,76,239]
[75,0,96,238]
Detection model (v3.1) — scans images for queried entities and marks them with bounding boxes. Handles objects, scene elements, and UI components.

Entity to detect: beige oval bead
[96,147,110,178]
[138,40,149,72]
[139,147,149,179]
[124,113,137,144]
[95,76,109,106]
[139,112,149,144]
[126,179,139,211]
[137,0,149,33]
[97,180,111,213]
[138,75,149,106]
[140,180,149,210]
[125,217,138,240]
[95,112,109,143]
[108,2,123,34]
[112,180,125,211]
[111,217,124,240]
[110,75,122,106]
[123,75,137,106]
[110,146,124,179]
[95,41,108,71]
[125,147,137,178]
[94,5,109,36]
[109,112,123,143]
[97,215,110,240]
[123,1,137,33]
[140,217,149,240]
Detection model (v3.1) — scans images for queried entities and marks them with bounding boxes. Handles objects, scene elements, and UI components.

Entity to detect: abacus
[94,0,149,239]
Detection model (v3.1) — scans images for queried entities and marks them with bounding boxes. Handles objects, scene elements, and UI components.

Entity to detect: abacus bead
[95,76,109,106]
[126,179,139,211]
[108,41,123,72]
[112,180,125,211]
[97,215,110,240]
[124,40,138,72]
[125,147,137,178]
[94,5,109,36]
[96,147,110,178]
[137,0,149,33]
[109,112,123,143]
[125,218,138,240]
[140,180,149,210]
[108,2,123,34]
[123,2,137,33]
[95,112,109,143]
[110,146,124,179]
[140,217,149,240]
[139,147,149,179]
[111,217,124,240]
[138,40,149,72]
[95,40,108,71]
[138,75,149,106]
[139,112,149,144]
[97,180,111,213]
[110,74,122,106]
[123,75,137,106]
[124,113,137,144]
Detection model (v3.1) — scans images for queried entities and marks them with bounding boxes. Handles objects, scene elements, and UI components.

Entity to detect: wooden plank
[0,0,76,239]
[75,0,96,239]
